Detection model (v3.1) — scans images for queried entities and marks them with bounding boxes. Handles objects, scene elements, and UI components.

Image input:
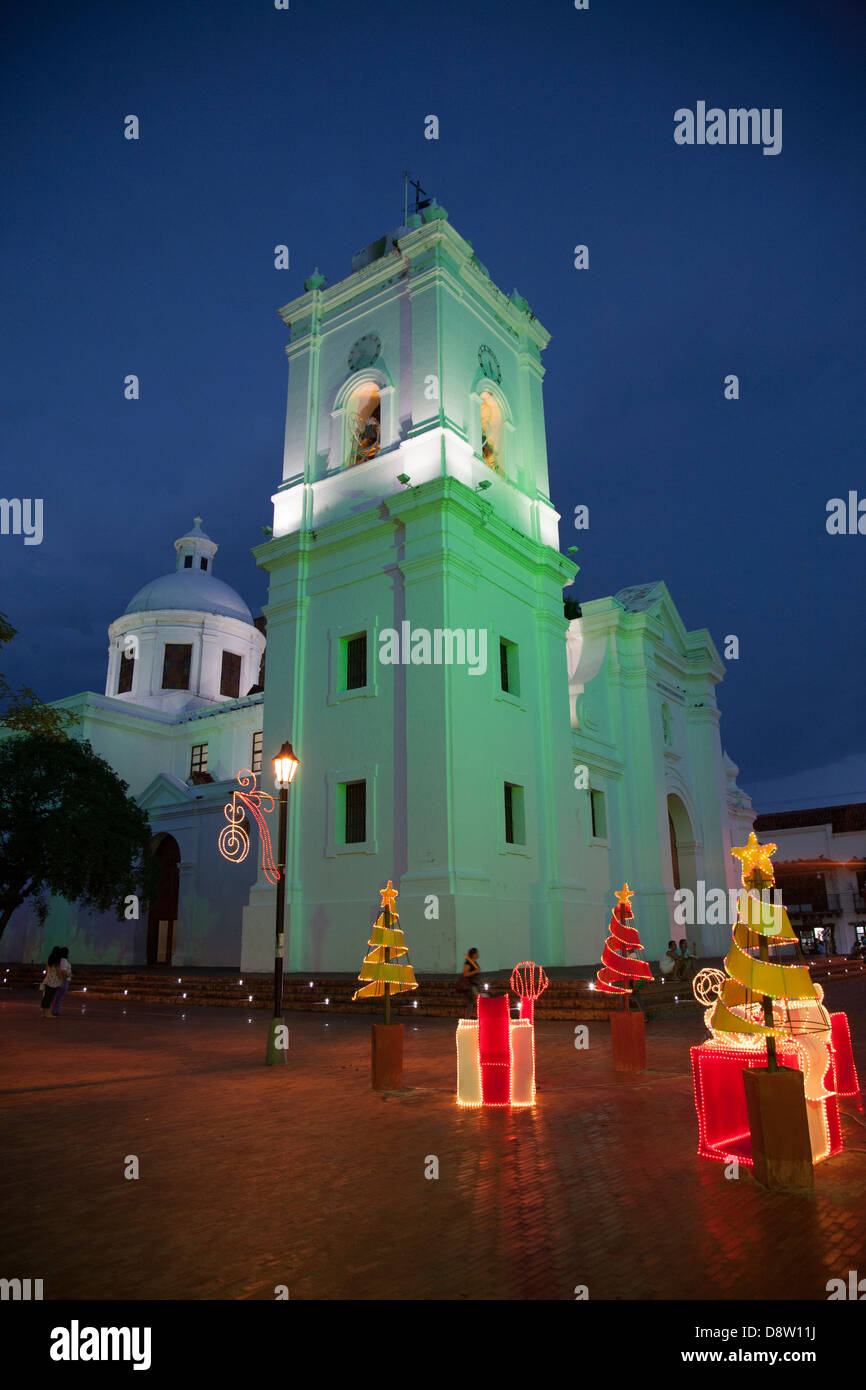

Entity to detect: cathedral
[3,206,755,973]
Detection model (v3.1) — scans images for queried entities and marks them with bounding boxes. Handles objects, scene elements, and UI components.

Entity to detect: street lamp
[267,740,299,1066]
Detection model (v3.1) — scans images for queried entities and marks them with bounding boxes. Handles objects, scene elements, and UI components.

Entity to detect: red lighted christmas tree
[596,883,654,1005]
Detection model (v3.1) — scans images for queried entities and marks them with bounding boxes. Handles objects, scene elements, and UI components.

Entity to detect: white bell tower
[241,205,580,974]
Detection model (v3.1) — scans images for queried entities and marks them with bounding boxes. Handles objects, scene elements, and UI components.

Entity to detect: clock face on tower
[478,343,501,384]
[348,333,381,373]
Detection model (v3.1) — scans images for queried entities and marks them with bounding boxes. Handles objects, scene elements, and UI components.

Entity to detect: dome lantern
[174,516,218,575]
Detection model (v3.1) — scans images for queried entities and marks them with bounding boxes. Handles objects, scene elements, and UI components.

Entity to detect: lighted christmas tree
[708,833,821,1065]
[596,883,654,1005]
[352,880,418,1024]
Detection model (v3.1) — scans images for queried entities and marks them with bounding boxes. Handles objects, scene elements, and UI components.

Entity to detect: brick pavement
[2,980,865,1301]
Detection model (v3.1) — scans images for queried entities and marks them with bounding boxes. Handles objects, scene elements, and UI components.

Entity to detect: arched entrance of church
[667,792,699,901]
[147,834,180,965]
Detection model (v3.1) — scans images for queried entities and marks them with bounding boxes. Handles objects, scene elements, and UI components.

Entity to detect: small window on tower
[162,643,192,690]
[190,743,208,776]
[504,782,526,845]
[344,780,367,844]
[117,650,135,694]
[345,633,367,691]
[251,731,263,774]
[200,557,208,571]
[220,651,241,699]
[590,789,607,840]
[183,554,193,569]
[346,384,381,468]
[499,638,519,696]
[480,391,503,474]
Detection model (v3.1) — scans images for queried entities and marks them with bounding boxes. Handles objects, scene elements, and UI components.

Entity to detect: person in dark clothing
[461,948,482,1016]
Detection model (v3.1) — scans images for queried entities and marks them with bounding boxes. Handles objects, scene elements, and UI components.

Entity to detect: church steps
[4,959,861,1021]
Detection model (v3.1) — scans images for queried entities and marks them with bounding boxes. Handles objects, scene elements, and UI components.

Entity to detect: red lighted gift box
[691,1036,844,1167]
[830,1011,863,1109]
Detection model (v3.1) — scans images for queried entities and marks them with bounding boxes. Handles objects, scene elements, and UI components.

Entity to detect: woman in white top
[41,946,64,1018]
[659,940,678,977]
[51,947,72,1015]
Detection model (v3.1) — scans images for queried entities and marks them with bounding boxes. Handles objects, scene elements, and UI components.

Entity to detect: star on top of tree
[731,832,777,886]
[615,883,635,906]
[379,879,398,912]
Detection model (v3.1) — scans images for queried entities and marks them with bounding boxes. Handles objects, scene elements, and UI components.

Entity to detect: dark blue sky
[2,0,863,811]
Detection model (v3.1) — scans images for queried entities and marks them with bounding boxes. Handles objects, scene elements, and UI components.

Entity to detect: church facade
[2,208,754,973]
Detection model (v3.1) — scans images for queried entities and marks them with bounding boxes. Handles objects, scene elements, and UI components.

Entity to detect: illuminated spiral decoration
[692,967,726,1007]
[219,804,250,864]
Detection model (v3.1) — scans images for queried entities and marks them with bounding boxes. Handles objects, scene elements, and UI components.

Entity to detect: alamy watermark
[0,498,42,545]
[50,1321,151,1370]
[378,623,487,676]
[674,104,782,156]
[674,883,782,927]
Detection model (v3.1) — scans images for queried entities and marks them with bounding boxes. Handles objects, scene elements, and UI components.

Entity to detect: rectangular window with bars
[345,633,367,691]
[344,780,366,844]
[190,743,208,776]
[220,650,241,699]
[162,643,192,690]
[251,731,263,774]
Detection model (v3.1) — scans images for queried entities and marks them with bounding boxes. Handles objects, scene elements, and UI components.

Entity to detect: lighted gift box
[456,966,548,1108]
[690,833,863,1170]
[691,1036,844,1166]
[829,1011,863,1110]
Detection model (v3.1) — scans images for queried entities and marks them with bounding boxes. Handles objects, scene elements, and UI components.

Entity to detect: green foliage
[0,612,78,740]
[0,734,158,939]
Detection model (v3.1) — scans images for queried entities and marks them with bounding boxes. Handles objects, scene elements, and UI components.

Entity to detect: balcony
[783,890,866,920]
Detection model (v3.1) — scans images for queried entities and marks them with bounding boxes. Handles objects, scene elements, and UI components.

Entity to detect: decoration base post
[742,1065,813,1189]
[265,1015,288,1066]
[371,1022,404,1090]
[610,1008,646,1072]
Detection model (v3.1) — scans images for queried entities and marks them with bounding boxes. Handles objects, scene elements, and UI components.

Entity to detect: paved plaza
[3,982,866,1301]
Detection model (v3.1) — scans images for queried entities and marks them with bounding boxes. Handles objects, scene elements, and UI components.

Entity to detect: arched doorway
[147,835,180,965]
[667,793,699,900]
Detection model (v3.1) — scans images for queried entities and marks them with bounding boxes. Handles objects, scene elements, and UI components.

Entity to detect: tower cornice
[278,217,550,353]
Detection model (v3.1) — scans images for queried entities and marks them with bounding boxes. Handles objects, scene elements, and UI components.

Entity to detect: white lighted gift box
[456,1017,536,1108]
[456,962,548,1109]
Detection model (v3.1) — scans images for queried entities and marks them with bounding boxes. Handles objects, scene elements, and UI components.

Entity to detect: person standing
[51,947,72,1015]
[462,948,482,1016]
[41,947,64,1019]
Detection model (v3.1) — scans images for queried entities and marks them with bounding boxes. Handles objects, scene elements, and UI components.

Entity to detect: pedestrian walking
[40,947,64,1019]
[51,947,72,1015]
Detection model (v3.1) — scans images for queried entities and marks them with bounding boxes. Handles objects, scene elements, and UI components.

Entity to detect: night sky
[2,0,863,811]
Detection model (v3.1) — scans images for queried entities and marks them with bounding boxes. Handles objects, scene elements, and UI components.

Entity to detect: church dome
[124,571,253,624]
[123,518,253,625]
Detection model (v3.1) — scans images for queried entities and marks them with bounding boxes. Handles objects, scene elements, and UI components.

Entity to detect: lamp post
[266,740,299,1066]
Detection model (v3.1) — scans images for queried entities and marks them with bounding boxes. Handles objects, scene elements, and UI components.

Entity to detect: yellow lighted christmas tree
[709,832,821,1064]
[353,880,418,1023]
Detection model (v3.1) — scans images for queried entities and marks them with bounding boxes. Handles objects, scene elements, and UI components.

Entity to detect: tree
[596,883,654,1006]
[0,613,78,740]
[709,832,821,1065]
[352,880,417,1023]
[0,733,157,941]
